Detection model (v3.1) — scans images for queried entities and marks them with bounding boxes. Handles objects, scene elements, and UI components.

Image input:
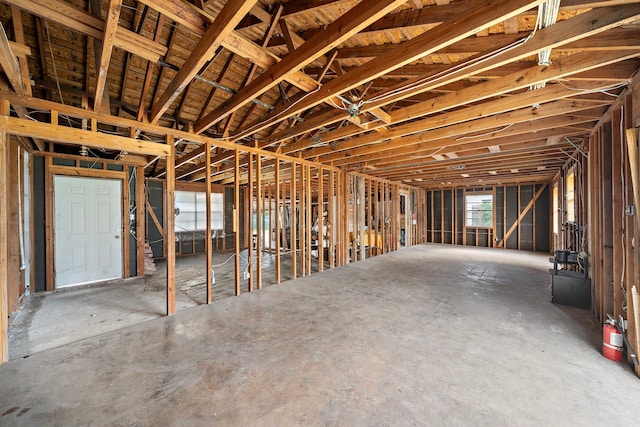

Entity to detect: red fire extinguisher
[603,322,624,362]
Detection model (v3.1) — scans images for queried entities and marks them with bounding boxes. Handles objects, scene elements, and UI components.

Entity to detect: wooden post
[336,173,340,265]
[306,165,312,275]
[342,173,349,264]
[299,163,306,276]
[359,177,365,260]
[165,137,176,315]
[626,128,640,234]
[122,167,130,277]
[373,179,379,254]
[1,129,8,363]
[318,167,324,270]
[247,152,253,292]
[632,286,640,376]
[267,181,272,252]
[612,108,624,318]
[275,159,281,283]
[135,165,145,276]
[393,185,397,251]
[291,162,297,278]
[234,148,241,295]
[382,182,387,253]
[328,169,335,268]
[44,154,54,291]
[205,142,212,304]
[256,153,262,290]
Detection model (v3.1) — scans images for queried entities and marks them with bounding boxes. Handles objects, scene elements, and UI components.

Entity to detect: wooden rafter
[299,49,640,161]
[5,0,166,63]
[233,0,547,141]
[10,6,31,97]
[220,4,284,138]
[320,105,603,164]
[93,0,122,112]
[137,13,165,121]
[193,0,407,134]
[263,3,640,150]
[148,0,258,124]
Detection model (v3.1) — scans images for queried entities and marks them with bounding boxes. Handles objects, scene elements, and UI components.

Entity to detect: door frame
[44,161,129,291]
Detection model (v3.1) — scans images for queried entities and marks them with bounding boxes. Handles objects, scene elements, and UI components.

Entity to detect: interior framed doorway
[53,176,123,288]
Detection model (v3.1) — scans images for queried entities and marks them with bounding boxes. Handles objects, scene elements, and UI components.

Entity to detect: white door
[54,176,123,287]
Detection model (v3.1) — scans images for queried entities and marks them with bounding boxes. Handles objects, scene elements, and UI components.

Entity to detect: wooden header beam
[0,116,170,156]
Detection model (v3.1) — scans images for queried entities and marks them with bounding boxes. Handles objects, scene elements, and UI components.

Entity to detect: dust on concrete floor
[7,249,327,359]
[2,244,639,425]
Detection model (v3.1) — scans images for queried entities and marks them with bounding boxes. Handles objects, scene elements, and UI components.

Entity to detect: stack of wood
[144,243,156,275]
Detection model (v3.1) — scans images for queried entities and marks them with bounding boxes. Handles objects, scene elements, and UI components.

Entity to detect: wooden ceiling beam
[10,7,31,97]
[336,27,640,59]
[366,4,640,116]
[333,58,640,81]
[136,0,320,94]
[297,0,640,41]
[298,58,625,161]
[148,0,258,124]
[0,22,25,96]
[378,156,567,180]
[118,3,148,118]
[232,0,545,140]
[5,0,167,63]
[390,48,640,124]
[220,4,284,138]
[0,116,170,156]
[194,103,599,184]
[318,103,603,163]
[377,151,570,179]
[415,173,555,188]
[0,21,44,150]
[93,0,123,112]
[341,128,587,168]
[364,143,574,173]
[261,4,640,149]
[369,162,565,182]
[193,0,407,134]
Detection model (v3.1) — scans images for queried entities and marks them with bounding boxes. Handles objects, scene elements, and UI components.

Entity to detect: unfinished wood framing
[205,143,212,304]
[234,148,241,296]
[0,129,7,363]
[1,0,640,380]
[256,153,262,290]
[165,137,175,315]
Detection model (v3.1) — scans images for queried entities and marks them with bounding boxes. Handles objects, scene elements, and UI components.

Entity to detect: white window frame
[174,190,224,233]
[465,193,493,228]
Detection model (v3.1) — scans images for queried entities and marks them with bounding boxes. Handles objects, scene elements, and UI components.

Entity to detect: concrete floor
[7,249,321,359]
[1,244,639,425]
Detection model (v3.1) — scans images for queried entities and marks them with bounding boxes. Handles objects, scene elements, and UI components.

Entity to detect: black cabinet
[549,252,591,309]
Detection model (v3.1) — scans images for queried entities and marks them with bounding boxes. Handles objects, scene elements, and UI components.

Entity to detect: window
[174,191,224,233]
[552,183,559,234]
[566,170,575,223]
[465,194,493,227]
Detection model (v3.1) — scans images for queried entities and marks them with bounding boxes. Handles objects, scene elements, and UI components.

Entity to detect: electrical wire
[455,123,513,141]
[361,8,544,107]
[555,80,629,97]
[44,20,74,127]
